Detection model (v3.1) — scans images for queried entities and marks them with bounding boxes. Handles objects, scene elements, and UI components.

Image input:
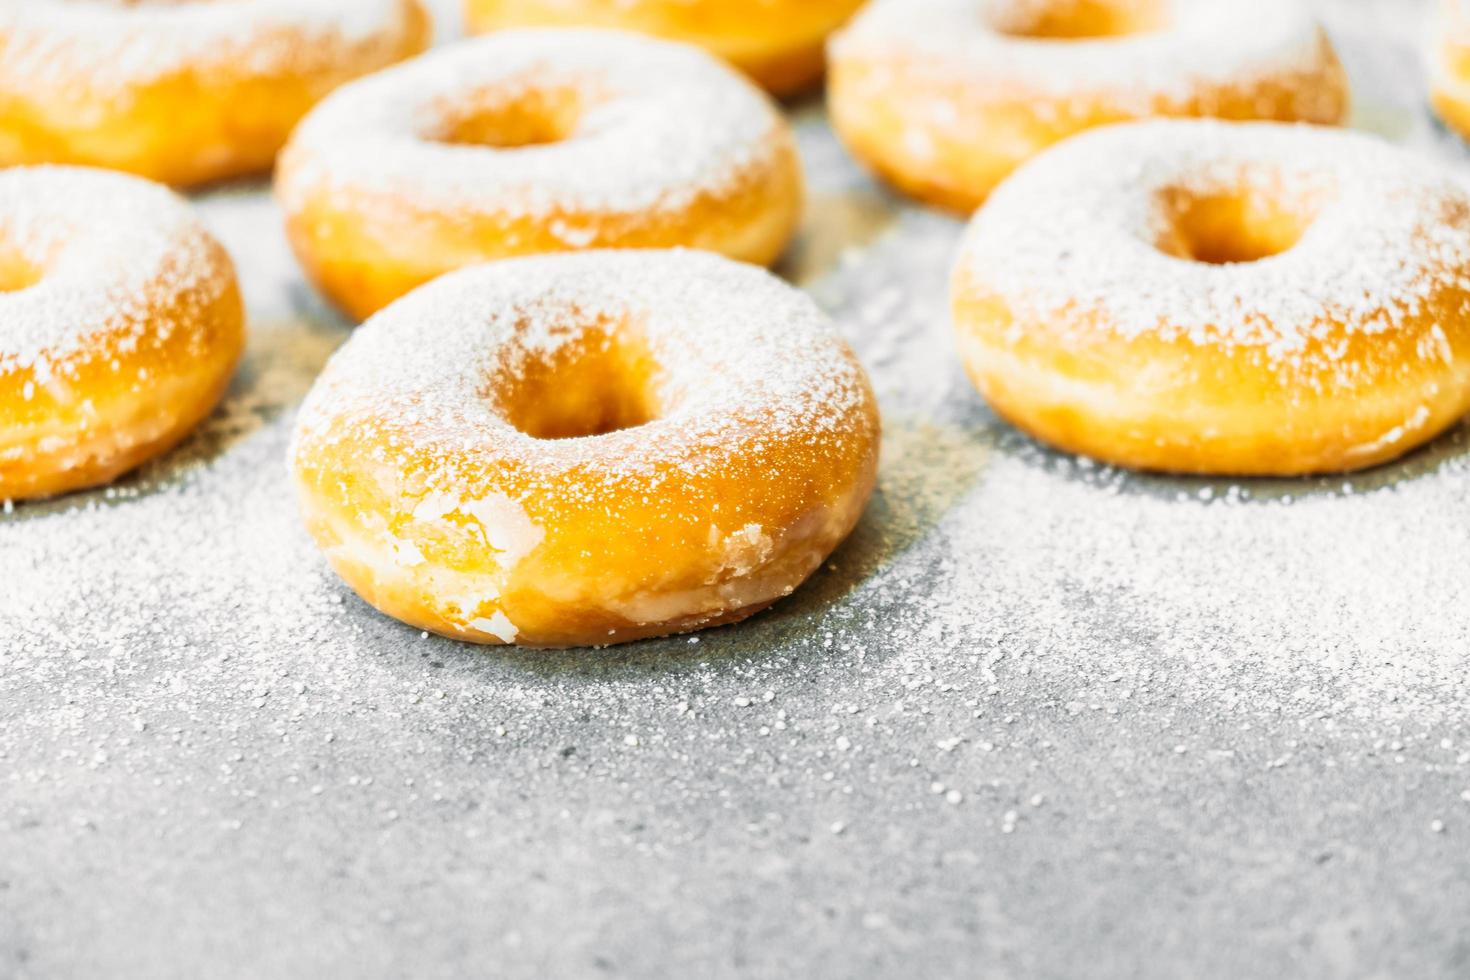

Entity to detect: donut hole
[1157,187,1316,265]
[438,85,584,149]
[987,0,1169,39]
[495,329,661,440]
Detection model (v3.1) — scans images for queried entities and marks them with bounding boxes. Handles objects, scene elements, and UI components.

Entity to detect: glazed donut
[829,0,1350,212]
[0,167,243,500]
[0,1,429,187]
[1430,0,1470,141]
[291,250,879,648]
[277,29,804,322]
[951,120,1470,476]
[462,0,864,96]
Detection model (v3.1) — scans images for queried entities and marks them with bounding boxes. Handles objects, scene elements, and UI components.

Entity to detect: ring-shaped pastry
[278,29,804,321]
[830,0,1349,212]
[952,120,1470,475]
[0,166,244,500]
[291,250,880,648]
[0,0,429,186]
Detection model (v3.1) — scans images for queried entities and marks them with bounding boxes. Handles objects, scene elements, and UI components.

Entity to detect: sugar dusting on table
[2,1,1469,974]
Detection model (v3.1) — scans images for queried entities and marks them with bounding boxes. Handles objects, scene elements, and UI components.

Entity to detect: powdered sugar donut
[0,0,429,187]
[0,167,244,500]
[952,120,1470,475]
[1430,0,1470,141]
[277,29,804,321]
[830,0,1349,212]
[462,0,864,96]
[292,250,879,648]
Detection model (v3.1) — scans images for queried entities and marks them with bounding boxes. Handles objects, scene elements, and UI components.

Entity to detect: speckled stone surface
[4,3,1470,978]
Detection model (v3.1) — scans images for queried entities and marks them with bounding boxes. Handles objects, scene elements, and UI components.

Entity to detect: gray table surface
[5,2,1469,978]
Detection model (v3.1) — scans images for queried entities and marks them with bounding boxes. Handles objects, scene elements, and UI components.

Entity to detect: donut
[291,250,880,648]
[951,120,1470,476]
[0,1,429,187]
[0,167,244,501]
[1430,0,1470,141]
[829,0,1350,212]
[277,29,804,322]
[461,0,864,95]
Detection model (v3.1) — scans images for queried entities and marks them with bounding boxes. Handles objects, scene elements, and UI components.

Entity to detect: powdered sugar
[0,0,420,92]
[955,119,1470,366]
[4,5,1470,971]
[277,28,789,218]
[293,249,871,488]
[832,0,1339,116]
[290,249,876,644]
[0,166,231,379]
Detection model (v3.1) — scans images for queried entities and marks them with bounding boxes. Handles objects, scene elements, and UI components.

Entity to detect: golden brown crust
[952,286,1470,475]
[0,1,430,187]
[0,276,245,499]
[829,0,1350,213]
[951,121,1470,476]
[0,169,245,499]
[281,135,804,323]
[276,29,805,322]
[462,0,864,95]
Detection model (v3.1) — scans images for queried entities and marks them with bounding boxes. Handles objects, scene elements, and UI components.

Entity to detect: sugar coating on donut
[278,29,788,220]
[833,0,1341,118]
[956,120,1470,375]
[293,251,877,642]
[0,0,418,92]
[294,249,872,491]
[0,166,233,382]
